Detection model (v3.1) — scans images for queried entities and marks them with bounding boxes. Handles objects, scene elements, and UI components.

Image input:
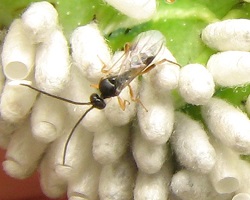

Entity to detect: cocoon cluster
[199,16,250,200]
[202,19,250,87]
[2,1,250,200]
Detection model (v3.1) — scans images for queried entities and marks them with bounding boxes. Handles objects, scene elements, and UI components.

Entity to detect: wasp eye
[99,77,117,99]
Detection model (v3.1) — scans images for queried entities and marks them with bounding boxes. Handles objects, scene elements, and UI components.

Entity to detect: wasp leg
[141,58,181,75]
[128,84,148,112]
[124,42,131,53]
[117,96,130,111]
[100,61,110,74]
[95,55,110,75]
[90,83,99,89]
[101,64,112,74]
[102,43,132,76]
[160,58,181,67]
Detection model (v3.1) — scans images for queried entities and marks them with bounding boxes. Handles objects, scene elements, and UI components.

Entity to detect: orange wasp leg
[141,58,181,75]
[117,96,130,111]
[90,83,99,89]
[96,55,111,75]
[100,60,110,74]
[124,42,131,53]
[128,84,148,112]
[101,42,132,75]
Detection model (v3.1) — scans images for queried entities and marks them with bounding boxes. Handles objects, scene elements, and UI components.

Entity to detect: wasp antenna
[62,106,95,165]
[19,83,92,105]
[165,59,181,67]
[8,80,32,86]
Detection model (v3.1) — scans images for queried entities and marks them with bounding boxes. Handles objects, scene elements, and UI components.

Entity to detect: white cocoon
[99,153,137,200]
[150,46,180,92]
[179,64,215,105]
[0,81,38,122]
[0,132,12,149]
[0,117,16,149]
[68,159,101,200]
[3,118,47,179]
[202,19,250,51]
[35,29,70,94]
[21,1,58,43]
[40,144,67,198]
[202,97,250,154]
[93,124,130,164]
[81,108,108,133]
[232,161,250,200]
[134,161,173,200]
[233,194,250,200]
[104,0,156,20]
[2,19,35,80]
[209,140,241,194]
[31,94,67,143]
[171,112,216,174]
[207,51,250,87]
[138,78,174,144]
[55,125,93,180]
[70,22,111,83]
[170,169,233,200]
[132,124,168,174]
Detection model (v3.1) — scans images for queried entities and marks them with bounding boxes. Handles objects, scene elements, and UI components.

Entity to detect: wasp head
[90,93,106,109]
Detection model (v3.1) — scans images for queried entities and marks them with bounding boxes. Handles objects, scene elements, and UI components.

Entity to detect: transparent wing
[113,30,167,94]
[104,30,166,78]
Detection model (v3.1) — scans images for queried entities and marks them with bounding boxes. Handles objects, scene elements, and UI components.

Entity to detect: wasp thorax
[144,55,155,65]
[90,93,106,109]
[99,76,117,99]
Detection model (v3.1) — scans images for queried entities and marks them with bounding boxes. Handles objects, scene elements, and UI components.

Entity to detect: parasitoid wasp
[19,30,180,166]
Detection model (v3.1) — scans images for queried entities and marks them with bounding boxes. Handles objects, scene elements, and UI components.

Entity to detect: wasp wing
[114,30,167,94]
